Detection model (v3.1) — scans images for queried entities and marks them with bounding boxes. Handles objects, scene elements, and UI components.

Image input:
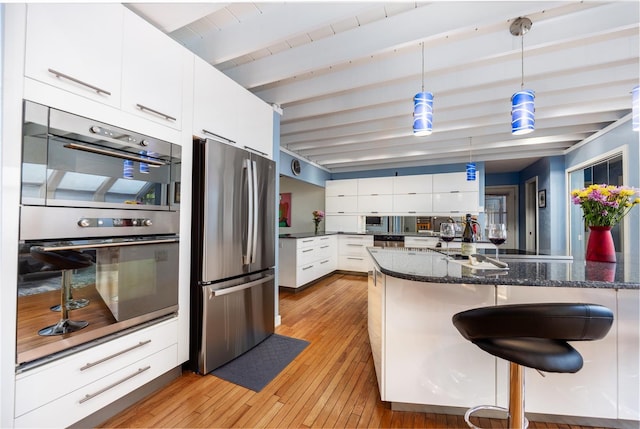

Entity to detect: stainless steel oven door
[17,236,179,367]
[21,101,180,210]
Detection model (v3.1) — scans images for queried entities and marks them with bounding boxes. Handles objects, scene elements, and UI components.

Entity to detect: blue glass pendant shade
[413,91,434,136]
[511,89,535,135]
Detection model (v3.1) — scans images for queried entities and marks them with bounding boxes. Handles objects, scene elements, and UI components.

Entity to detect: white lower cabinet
[279,236,337,288]
[496,286,618,419]
[337,235,373,272]
[14,318,178,428]
[404,236,439,248]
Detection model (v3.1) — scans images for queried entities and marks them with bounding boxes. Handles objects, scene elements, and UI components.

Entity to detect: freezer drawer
[198,271,275,374]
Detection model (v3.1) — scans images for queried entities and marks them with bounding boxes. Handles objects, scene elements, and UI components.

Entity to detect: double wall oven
[17,101,181,369]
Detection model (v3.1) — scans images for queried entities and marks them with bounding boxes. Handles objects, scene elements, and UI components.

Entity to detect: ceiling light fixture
[510,17,535,136]
[413,42,433,136]
[466,137,476,181]
[632,85,639,132]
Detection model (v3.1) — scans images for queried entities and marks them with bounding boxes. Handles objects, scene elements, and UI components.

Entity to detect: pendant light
[632,85,639,132]
[413,42,433,136]
[466,137,476,181]
[510,17,534,135]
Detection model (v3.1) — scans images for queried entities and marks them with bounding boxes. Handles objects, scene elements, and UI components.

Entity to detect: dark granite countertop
[368,247,640,289]
[279,231,367,239]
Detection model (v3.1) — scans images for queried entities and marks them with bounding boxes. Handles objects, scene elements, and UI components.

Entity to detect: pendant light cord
[469,137,473,163]
[421,42,425,92]
[520,24,525,89]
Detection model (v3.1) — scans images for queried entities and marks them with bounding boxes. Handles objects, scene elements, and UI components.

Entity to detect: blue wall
[279,151,331,187]
[565,120,639,258]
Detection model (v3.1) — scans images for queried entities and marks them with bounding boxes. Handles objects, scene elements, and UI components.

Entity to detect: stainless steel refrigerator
[190,138,276,374]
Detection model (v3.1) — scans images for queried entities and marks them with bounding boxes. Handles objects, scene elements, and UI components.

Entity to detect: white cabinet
[14,318,178,427]
[392,175,433,214]
[432,191,479,214]
[337,235,373,272]
[24,3,124,108]
[325,196,358,214]
[432,172,480,214]
[193,56,273,159]
[357,178,393,214]
[496,286,618,419]
[121,9,186,130]
[357,195,393,214]
[325,215,361,233]
[393,174,432,194]
[404,236,439,248]
[358,177,393,195]
[370,275,496,405]
[279,236,337,288]
[432,172,478,192]
[325,179,358,197]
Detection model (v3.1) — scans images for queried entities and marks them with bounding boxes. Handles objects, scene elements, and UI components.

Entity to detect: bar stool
[30,248,94,336]
[452,303,614,429]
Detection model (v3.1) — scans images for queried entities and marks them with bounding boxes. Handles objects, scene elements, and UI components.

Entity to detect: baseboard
[391,402,638,429]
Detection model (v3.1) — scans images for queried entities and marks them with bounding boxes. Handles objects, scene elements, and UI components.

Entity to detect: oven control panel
[77,218,153,228]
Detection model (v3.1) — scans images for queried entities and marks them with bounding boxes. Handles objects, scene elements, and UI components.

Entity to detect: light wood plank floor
[99,273,612,429]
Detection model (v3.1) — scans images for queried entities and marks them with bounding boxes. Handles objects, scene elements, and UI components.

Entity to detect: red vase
[586,226,616,263]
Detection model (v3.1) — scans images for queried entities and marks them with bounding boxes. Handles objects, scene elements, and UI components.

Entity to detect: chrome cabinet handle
[48,68,111,96]
[302,249,313,253]
[347,257,363,260]
[79,366,151,404]
[80,340,152,371]
[202,130,235,145]
[64,143,165,166]
[302,265,314,271]
[35,237,179,252]
[347,244,363,247]
[136,103,176,122]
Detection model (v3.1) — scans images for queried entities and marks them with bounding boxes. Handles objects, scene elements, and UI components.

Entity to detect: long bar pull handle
[251,160,259,263]
[78,366,151,404]
[136,103,176,122]
[202,130,236,145]
[79,340,152,371]
[244,145,268,157]
[210,274,274,297]
[64,143,165,166]
[243,159,254,265]
[36,238,179,252]
[48,68,111,96]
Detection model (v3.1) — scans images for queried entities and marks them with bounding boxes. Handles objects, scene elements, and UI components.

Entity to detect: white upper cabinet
[325,179,358,197]
[193,56,273,159]
[233,84,274,159]
[121,9,185,130]
[432,172,478,193]
[358,177,393,195]
[393,175,432,195]
[193,56,238,144]
[24,3,124,108]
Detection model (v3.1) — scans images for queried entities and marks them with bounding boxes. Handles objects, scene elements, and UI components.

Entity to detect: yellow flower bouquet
[571,184,640,227]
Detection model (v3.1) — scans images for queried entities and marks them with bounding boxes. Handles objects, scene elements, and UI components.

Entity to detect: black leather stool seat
[453,303,614,373]
[30,248,93,270]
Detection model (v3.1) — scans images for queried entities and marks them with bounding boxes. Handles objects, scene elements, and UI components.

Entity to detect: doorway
[485,186,518,249]
[525,178,538,252]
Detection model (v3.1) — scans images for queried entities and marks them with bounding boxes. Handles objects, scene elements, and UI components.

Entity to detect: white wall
[279,176,325,234]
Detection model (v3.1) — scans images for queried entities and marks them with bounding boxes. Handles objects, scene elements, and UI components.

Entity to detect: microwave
[365,216,383,225]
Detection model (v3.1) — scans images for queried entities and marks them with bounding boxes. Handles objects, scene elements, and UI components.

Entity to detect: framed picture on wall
[279,193,292,227]
[538,189,546,208]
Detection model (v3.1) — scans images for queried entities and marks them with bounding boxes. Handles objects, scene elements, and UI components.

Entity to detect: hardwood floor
[99,273,612,429]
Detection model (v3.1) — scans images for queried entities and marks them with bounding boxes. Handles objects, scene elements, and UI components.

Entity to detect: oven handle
[64,143,166,166]
[34,237,179,252]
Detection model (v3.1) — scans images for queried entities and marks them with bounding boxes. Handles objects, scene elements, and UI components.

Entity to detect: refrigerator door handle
[208,274,275,298]
[251,160,259,263]
[243,158,254,265]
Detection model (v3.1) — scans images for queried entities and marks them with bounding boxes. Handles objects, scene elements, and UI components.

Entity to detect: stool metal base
[50,298,90,312]
[38,319,89,336]
[463,405,529,429]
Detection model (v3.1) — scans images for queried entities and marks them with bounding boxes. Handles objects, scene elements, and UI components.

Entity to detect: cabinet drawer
[340,255,367,272]
[14,344,178,428]
[405,236,439,248]
[297,237,318,249]
[297,246,318,266]
[317,257,336,277]
[317,242,334,260]
[15,318,178,417]
[297,263,318,286]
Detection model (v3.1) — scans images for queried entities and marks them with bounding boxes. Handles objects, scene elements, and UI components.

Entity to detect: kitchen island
[367,247,639,427]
